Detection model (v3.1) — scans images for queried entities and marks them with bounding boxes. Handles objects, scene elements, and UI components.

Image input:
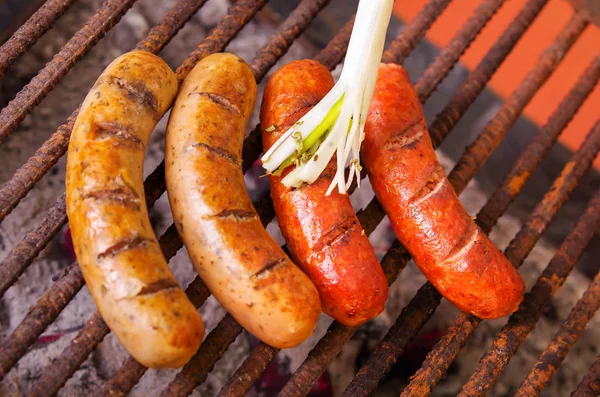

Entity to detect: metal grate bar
[135,0,209,54]
[0,0,139,145]
[25,311,109,397]
[0,0,266,381]
[380,0,453,65]
[399,57,600,396]
[459,173,600,396]
[447,11,589,192]
[0,194,66,297]
[428,0,550,147]
[572,353,600,397]
[341,13,590,396]
[514,271,600,397]
[414,0,504,104]
[477,55,600,234]
[0,0,77,77]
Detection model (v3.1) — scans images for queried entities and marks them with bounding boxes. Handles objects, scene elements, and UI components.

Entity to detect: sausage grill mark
[212,208,257,221]
[137,278,180,296]
[83,187,140,209]
[412,163,446,205]
[93,122,144,147]
[312,216,359,253]
[252,258,287,279]
[102,75,159,116]
[441,223,478,266]
[192,142,240,165]
[384,117,425,151]
[189,92,241,115]
[97,236,150,260]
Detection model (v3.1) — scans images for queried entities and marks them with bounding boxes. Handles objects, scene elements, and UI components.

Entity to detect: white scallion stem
[261,0,393,195]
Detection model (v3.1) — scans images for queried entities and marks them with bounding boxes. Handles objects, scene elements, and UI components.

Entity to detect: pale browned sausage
[165,53,321,348]
[66,50,204,368]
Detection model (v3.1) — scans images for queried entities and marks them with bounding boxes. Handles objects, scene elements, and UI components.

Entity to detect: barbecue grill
[0,0,599,395]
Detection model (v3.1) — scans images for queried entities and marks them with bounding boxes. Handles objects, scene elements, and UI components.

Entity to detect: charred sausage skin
[362,63,524,319]
[66,51,204,368]
[261,60,388,326]
[165,53,321,348]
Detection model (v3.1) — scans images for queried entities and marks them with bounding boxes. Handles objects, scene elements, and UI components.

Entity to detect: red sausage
[362,63,524,319]
[261,60,388,327]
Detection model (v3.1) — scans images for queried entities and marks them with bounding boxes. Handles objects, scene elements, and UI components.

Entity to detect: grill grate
[0,0,598,396]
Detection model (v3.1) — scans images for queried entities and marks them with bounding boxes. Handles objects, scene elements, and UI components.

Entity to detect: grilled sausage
[362,63,524,319]
[66,50,204,368]
[261,60,388,326]
[165,53,321,348]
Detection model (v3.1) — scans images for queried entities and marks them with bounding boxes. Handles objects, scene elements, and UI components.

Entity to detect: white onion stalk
[260,0,393,195]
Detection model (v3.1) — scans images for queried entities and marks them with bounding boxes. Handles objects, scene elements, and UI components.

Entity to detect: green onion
[261,0,393,195]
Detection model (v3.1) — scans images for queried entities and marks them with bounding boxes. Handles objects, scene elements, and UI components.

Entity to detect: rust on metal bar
[514,271,600,397]
[572,353,600,397]
[399,120,600,397]
[314,16,354,68]
[503,123,600,266]
[414,0,504,103]
[163,314,243,397]
[25,312,110,397]
[217,343,278,397]
[136,0,209,53]
[447,11,589,193]
[0,0,77,77]
[477,55,600,234]
[0,195,67,298]
[174,0,268,82]
[0,0,139,145]
[381,0,452,65]
[428,0,551,147]
[249,0,331,82]
[458,185,600,397]
[0,262,85,380]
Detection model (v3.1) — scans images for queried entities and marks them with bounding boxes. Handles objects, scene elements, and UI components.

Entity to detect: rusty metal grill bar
[399,54,600,396]
[514,271,600,397]
[0,0,139,145]
[0,0,267,381]
[0,0,77,77]
[459,179,600,396]
[573,353,600,397]
[0,0,596,395]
